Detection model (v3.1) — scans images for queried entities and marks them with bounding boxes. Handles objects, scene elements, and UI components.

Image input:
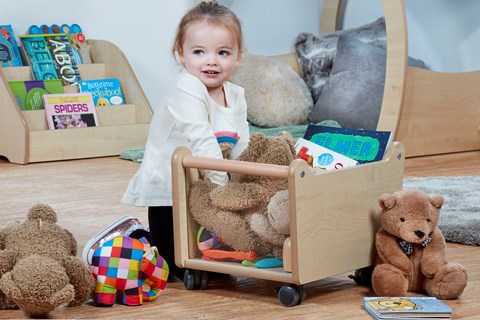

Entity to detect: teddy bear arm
[62,229,78,256]
[250,212,287,247]
[0,231,6,250]
[0,250,18,276]
[421,228,448,277]
[210,183,270,211]
[0,272,22,301]
[60,256,95,306]
[376,230,413,274]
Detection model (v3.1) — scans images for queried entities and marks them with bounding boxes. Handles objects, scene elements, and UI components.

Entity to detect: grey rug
[403,176,480,246]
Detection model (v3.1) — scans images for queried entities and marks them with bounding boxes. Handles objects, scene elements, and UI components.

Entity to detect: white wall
[342,0,480,72]
[2,0,480,110]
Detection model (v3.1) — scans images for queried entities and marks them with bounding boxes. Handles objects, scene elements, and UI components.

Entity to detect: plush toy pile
[188,132,296,258]
[372,189,468,299]
[0,204,95,317]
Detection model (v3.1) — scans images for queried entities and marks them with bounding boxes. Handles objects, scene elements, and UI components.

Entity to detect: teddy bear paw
[426,263,468,299]
[372,264,409,296]
[0,291,18,310]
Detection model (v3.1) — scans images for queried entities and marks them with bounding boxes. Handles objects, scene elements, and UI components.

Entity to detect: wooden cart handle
[182,155,290,179]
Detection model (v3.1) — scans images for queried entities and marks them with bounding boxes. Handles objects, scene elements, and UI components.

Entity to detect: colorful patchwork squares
[90,236,169,306]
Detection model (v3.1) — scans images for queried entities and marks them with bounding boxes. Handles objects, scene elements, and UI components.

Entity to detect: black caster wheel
[183,269,208,290]
[194,270,208,290]
[348,265,374,287]
[184,269,195,290]
[276,284,305,307]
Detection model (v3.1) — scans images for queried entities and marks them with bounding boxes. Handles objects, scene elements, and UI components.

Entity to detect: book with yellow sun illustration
[363,296,452,319]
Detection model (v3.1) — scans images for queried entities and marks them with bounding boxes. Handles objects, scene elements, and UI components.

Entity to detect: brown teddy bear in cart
[372,189,468,299]
[188,132,297,259]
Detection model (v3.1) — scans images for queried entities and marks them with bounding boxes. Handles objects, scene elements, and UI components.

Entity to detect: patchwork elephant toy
[90,236,169,306]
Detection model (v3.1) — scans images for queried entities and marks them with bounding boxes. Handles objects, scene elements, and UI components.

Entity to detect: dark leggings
[148,206,185,281]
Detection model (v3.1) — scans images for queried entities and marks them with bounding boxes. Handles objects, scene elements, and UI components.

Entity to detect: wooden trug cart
[172,142,404,306]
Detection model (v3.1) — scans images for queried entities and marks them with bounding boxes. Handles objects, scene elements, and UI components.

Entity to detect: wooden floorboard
[0,151,479,319]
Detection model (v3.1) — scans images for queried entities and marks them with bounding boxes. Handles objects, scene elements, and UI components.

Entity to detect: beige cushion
[231,53,312,128]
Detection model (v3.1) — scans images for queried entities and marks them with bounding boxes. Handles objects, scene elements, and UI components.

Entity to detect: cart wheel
[348,265,374,287]
[184,269,196,290]
[184,269,209,290]
[276,284,305,307]
[194,270,208,290]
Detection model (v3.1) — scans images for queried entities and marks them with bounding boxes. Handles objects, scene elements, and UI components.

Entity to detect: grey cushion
[295,18,387,103]
[309,34,427,130]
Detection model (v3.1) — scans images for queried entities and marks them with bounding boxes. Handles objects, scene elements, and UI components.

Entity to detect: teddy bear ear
[239,132,266,161]
[27,204,57,223]
[276,131,293,140]
[378,193,396,210]
[249,132,266,143]
[429,194,444,209]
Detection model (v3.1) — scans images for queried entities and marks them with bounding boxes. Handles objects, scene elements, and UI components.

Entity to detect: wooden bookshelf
[0,39,153,164]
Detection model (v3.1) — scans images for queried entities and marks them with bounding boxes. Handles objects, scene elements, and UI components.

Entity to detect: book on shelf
[0,25,23,67]
[27,23,91,64]
[20,34,81,86]
[43,92,99,130]
[78,78,124,106]
[295,137,358,171]
[303,125,392,164]
[363,296,452,320]
[8,79,64,110]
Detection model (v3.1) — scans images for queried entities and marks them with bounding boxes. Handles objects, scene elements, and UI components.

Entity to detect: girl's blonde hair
[172,1,243,60]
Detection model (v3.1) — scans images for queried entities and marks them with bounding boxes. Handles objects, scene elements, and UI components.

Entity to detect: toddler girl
[122,1,249,281]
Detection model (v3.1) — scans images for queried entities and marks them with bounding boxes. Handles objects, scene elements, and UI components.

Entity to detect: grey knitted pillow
[295,17,387,103]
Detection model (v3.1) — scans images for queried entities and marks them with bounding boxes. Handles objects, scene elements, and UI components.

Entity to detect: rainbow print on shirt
[215,131,240,158]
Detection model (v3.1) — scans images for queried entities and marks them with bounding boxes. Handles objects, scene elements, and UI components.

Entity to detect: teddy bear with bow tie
[371,189,468,299]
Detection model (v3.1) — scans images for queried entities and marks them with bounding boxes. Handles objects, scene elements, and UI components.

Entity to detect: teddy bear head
[378,189,444,244]
[230,132,296,184]
[0,204,77,260]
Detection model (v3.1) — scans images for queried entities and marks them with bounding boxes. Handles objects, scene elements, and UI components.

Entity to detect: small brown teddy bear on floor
[188,132,296,257]
[372,189,468,299]
[0,204,95,317]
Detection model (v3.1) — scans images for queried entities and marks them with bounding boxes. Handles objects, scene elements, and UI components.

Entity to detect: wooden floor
[0,150,479,319]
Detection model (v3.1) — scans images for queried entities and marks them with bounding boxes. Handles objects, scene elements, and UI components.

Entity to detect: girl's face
[179,20,241,94]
